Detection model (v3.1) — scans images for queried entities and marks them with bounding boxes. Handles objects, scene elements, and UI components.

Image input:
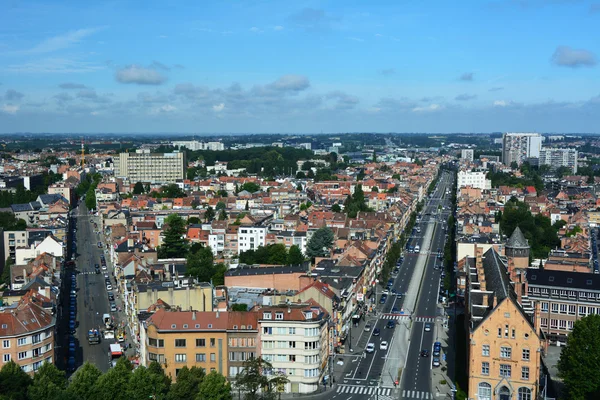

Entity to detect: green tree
[267,244,288,265]
[331,204,341,213]
[126,365,170,400]
[240,182,261,193]
[235,357,272,400]
[27,362,68,400]
[1,256,14,286]
[218,209,228,221]
[188,216,201,225]
[196,370,231,400]
[0,360,32,400]
[67,362,102,400]
[133,181,145,194]
[287,245,304,266]
[159,214,189,258]
[245,200,249,211]
[306,227,334,259]
[371,186,379,192]
[295,171,306,179]
[0,212,26,230]
[558,314,600,399]
[231,303,248,311]
[204,206,215,222]
[94,357,133,400]
[68,158,76,166]
[167,366,205,400]
[85,187,96,210]
[214,201,225,211]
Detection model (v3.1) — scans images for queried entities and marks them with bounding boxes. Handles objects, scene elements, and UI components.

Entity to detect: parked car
[379,295,387,304]
[432,357,440,367]
[364,324,371,332]
[433,342,441,356]
[420,349,430,357]
[380,341,388,350]
[366,343,375,353]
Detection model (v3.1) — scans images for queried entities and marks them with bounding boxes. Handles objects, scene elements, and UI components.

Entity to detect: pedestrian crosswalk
[336,385,392,396]
[380,315,436,323]
[401,389,434,399]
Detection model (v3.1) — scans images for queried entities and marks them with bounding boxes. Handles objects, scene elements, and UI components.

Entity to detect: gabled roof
[506,226,529,249]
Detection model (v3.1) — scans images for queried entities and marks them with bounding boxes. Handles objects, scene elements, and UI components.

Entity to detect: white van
[415,245,421,253]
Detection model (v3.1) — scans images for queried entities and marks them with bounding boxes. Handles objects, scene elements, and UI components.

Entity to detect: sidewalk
[431,304,456,399]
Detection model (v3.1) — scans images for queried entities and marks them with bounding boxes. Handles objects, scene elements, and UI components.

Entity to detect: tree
[133,181,145,194]
[267,244,288,265]
[68,158,76,166]
[287,245,304,266]
[159,214,189,258]
[218,209,228,221]
[558,314,600,399]
[2,256,14,286]
[126,365,170,400]
[331,204,341,213]
[216,201,226,210]
[231,303,248,311]
[197,370,231,400]
[245,200,249,211]
[188,216,201,225]
[94,357,133,400]
[186,246,216,282]
[306,227,334,259]
[0,211,26,230]
[0,360,32,400]
[67,362,102,400]
[85,187,96,210]
[371,186,379,192]
[167,366,205,400]
[295,171,306,179]
[235,357,272,400]
[240,182,260,193]
[27,362,68,400]
[204,206,215,222]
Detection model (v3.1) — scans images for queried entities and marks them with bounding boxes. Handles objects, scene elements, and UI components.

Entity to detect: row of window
[148,352,217,363]
[540,302,600,316]
[481,345,530,360]
[228,352,256,361]
[148,338,217,348]
[540,318,574,330]
[261,327,319,336]
[261,353,321,364]
[2,344,52,362]
[228,338,256,347]
[1,332,51,348]
[530,287,600,300]
[481,362,530,380]
[477,384,531,400]
[18,357,53,373]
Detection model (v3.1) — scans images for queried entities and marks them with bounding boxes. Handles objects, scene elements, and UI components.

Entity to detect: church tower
[505,226,530,269]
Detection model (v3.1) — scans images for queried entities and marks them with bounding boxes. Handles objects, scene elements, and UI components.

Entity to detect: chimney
[192,311,196,320]
[534,301,542,337]
[23,269,27,284]
[216,310,220,318]
[287,307,291,314]
[492,295,498,309]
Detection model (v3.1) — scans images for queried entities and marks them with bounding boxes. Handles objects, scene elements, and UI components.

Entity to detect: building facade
[0,299,56,374]
[457,170,491,190]
[538,148,578,173]
[227,311,259,379]
[461,149,474,162]
[114,150,186,184]
[526,269,600,345]
[141,310,228,380]
[237,226,267,254]
[258,302,330,394]
[502,133,542,166]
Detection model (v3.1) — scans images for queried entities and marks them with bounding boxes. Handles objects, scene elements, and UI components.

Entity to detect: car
[387,279,394,286]
[391,288,397,294]
[433,342,441,356]
[379,295,387,304]
[432,357,440,367]
[106,283,112,290]
[424,323,432,332]
[110,303,117,312]
[380,341,388,350]
[373,328,380,336]
[386,320,395,329]
[366,343,375,353]
[391,307,399,314]
[396,292,403,298]
[420,349,430,357]
[97,241,103,248]
[393,267,400,273]
[382,289,389,295]
[70,289,77,296]
[364,324,372,332]
[102,264,107,271]
[104,273,109,279]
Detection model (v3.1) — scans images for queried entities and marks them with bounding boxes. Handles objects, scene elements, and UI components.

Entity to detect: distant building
[461,149,474,162]
[114,150,186,184]
[171,140,225,151]
[502,133,542,166]
[538,148,578,173]
[457,170,491,190]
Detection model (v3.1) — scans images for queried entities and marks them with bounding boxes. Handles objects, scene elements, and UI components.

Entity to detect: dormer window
[275,312,284,320]
[304,311,313,320]
[263,312,272,320]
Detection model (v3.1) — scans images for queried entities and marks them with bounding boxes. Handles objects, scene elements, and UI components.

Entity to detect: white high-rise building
[237,226,267,254]
[461,149,474,162]
[502,133,542,166]
[457,170,491,190]
[114,150,186,184]
[171,140,225,151]
[539,148,578,173]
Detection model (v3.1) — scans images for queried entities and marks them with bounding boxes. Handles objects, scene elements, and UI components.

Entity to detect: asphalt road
[325,171,453,400]
[69,201,115,373]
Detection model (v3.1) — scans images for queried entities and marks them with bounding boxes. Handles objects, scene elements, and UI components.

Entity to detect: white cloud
[212,103,225,112]
[160,104,176,112]
[4,58,104,74]
[249,27,263,33]
[412,104,443,112]
[551,46,597,68]
[493,100,508,107]
[115,65,167,85]
[265,75,310,92]
[348,37,365,43]
[274,26,284,31]
[1,104,19,114]
[90,111,100,116]
[19,27,103,54]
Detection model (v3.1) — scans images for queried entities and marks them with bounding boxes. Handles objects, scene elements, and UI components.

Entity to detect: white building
[237,226,267,254]
[461,149,474,162]
[15,235,63,265]
[502,133,542,166]
[457,170,491,190]
[208,233,225,255]
[114,150,186,184]
[172,140,225,151]
[539,148,578,173]
[259,302,330,394]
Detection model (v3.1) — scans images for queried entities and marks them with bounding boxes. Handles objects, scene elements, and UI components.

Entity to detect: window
[288,327,296,335]
[500,364,511,378]
[512,328,516,339]
[275,312,284,320]
[567,320,574,330]
[196,338,206,347]
[229,352,236,361]
[210,353,216,362]
[521,366,530,380]
[504,324,509,338]
[18,351,28,360]
[579,306,587,316]
[500,346,512,359]
[478,383,492,400]
[263,327,272,335]
[498,328,502,337]
[541,302,548,312]
[148,353,157,361]
[2,340,9,349]
[263,312,272,320]
[559,304,567,314]
[540,318,548,327]
[522,348,530,361]
[481,362,489,375]
[175,339,186,348]
[289,355,296,362]
[551,303,559,313]
[3,354,10,362]
[196,353,206,362]
[550,319,558,328]
[482,345,490,357]
[32,334,41,344]
[289,341,296,348]
[148,338,164,348]
[559,320,567,329]
[210,338,215,347]
[175,354,186,363]
[18,338,27,346]
[568,305,576,315]
[518,387,532,400]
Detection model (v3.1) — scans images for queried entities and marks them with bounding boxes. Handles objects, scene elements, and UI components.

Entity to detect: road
[327,170,453,400]
[66,200,117,373]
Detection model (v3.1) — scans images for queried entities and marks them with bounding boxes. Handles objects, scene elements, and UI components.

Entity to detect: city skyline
[1,0,599,133]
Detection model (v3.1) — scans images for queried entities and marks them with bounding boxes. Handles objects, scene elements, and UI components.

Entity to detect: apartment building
[141,310,228,380]
[227,311,259,379]
[457,170,491,190]
[502,132,542,166]
[114,150,186,184]
[171,140,224,151]
[466,230,543,400]
[461,149,474,162]
[259,301,330,394]
[0,296,56,374]
[237,226,267,254]
[538,148,578,173]
[526,269,600,345]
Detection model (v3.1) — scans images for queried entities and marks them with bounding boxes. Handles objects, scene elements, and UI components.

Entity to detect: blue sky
[1,0,599,134]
